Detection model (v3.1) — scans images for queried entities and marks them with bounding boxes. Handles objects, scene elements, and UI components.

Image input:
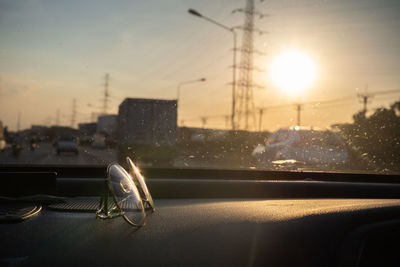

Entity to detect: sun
[269,50,317,96]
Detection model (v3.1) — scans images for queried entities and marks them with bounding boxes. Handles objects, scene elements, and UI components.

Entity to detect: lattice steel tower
[235,0,266,130]
[236,0,256,130]
[71,98,77,128]
[102,73,110,115]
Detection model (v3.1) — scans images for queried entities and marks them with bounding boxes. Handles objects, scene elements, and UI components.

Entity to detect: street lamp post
[188,9,237,130]
[177,78,206,103]
[176,77,206,126]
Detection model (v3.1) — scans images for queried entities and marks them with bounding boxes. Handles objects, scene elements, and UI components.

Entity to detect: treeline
[338,101,400,172]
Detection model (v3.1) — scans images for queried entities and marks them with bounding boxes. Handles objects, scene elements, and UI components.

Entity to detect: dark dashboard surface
[2,197,400,266]
[1,167,400,266]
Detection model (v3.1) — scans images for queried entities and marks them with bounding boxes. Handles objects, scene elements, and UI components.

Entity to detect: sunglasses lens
[126,157,155,211]
[107,164,146,226]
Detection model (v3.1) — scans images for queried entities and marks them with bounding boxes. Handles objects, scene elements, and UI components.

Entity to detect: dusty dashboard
[1,166,400,267]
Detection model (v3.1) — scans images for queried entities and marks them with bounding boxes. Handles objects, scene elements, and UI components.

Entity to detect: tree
[340,100,400,172]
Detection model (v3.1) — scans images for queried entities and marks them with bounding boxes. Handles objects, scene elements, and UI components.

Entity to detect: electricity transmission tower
[234,0,266,130]
[102,73,110,115]
[71,98,77,128]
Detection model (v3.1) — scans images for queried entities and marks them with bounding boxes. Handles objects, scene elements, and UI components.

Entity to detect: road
[0,143,117,165]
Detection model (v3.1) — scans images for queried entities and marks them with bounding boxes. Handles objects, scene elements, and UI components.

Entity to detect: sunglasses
[96,157,154,227]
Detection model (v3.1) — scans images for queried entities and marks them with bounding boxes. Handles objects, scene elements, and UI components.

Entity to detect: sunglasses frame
[96,163,148,227]
[126,157,156,212]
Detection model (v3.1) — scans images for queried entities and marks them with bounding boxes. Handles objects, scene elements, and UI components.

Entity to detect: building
[78,123,97,136]
[97,115,117,137]
[117,98,177,146]
[117,98,177,165]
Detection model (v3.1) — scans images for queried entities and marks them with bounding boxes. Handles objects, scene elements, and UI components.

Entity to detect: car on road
[252,127,349,170]
[55,135,79,155]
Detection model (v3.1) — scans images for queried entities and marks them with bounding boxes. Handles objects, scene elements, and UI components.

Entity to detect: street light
[188,8,237,130]
[176,77,206,102]
[176,78,206,127]
[188,9,202,17]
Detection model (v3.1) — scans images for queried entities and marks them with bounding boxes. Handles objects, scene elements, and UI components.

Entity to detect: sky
[0,0,399,131]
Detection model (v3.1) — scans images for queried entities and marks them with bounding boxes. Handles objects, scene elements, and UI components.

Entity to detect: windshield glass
[0,0,399,174]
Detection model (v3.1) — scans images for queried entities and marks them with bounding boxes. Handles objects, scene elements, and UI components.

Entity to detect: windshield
[0,0,399,174]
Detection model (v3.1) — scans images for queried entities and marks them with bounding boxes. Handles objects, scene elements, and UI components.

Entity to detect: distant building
[117,98,177,146]
[97,115,117,137]
[47,126,79,141]
[78,122,97,136]
[31,125,48,135]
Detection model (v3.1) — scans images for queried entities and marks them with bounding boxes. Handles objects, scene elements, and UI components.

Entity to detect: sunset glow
[270,50,317,96]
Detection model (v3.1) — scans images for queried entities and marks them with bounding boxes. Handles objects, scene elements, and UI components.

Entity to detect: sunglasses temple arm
[99,180,110,214]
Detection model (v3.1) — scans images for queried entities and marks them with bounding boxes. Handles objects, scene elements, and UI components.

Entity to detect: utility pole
[296,103,302,126]
[356,86,400,114]
[258,108,264,131]
[176,77,206,126]
[234,0,267,130]
[71,98,77,128]
[360,95,369,113]
[102,73,110,115]
[188,9,236,130]
[357,85,373,114]
[201,117,207,128]
[232,31,237,130]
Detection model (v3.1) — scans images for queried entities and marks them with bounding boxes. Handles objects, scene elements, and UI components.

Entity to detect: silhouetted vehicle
[55,135,79,155]
[252,127,349,170]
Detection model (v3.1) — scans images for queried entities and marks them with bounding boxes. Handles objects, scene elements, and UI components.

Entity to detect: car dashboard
[1,166,400,267]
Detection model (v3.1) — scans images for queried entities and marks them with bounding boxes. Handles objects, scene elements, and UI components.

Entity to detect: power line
[309,99,356,110]
[372,89,400,95]
[357,87,400,113]
[267,1,400,18]
[257,103,290,131]
[181,91,396,130]
[305,95,356,106]
[257,95,357,128]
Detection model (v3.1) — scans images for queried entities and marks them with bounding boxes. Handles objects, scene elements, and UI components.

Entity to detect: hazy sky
[0,0,399,131]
